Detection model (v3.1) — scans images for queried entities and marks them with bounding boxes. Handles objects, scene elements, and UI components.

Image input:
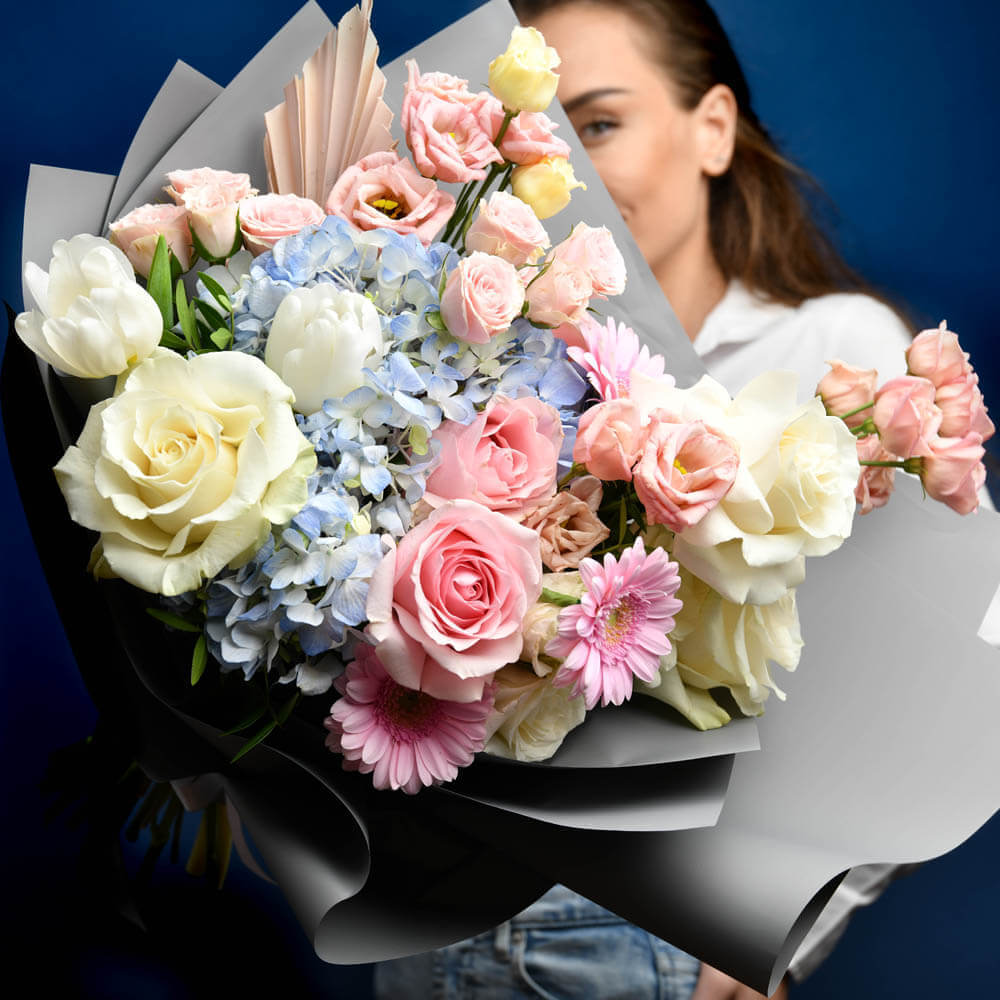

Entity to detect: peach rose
[906,323,971,387]
[465,191,550,266]
[325,151,455,246]
[817,359,878,429]
[425,395,563,517]
[573,399,646,482]
[239,193,325,257]
[553,223,626,298]
[524,256,592,327]
[921,432,987,515]
[521,476,610,570]
[872,375,942,459]
[854,434,897,515]
[439,251,524,344]
[109,203,193,277]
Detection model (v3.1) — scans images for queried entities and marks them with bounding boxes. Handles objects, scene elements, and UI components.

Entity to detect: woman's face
[527,3,722,283]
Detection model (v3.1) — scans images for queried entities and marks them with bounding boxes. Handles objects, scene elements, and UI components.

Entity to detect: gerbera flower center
[375,678,442,740]
[599,593,646,656]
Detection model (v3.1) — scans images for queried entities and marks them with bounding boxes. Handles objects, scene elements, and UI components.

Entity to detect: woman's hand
[690,964,789,1000]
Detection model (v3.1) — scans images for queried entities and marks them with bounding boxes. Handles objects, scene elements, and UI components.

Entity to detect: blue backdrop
[1,1,997,996]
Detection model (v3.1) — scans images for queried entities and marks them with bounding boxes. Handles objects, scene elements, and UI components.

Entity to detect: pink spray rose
[921,432,987,515]
[165,167,254,203]
[906,323,972,387]
[109,203,194,276]
[425,395,563,517]
[439,251,524,344]
[817,359,878,429]
[521,476,610,571]
[872,375,942,459]
[633,415,740,532]
[934,373,995,440]
[472,93,571,165]
[552,223,626,298]
[365,500,543,702]
[573,399,647,482]
[325,151,455,246]
[465,191,550,266]
[239,193,325,256]
[854,434,897,515]
[524,256,593,327]
[179,185,241,260]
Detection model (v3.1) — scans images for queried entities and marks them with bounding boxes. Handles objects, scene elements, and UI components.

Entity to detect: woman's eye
[578,118,618,141]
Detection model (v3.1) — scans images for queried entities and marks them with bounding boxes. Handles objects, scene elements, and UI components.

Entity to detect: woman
[376,1,912,997]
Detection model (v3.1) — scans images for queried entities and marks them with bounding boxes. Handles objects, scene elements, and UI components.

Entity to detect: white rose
[264,285,385,414]
[54,351,316,596]
[632,370,859,604]
[15,235,162,379]
[520,571,584,675]
[485,664,586,762]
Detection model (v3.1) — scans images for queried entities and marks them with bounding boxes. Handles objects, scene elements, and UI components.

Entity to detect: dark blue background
[2,1,998,996]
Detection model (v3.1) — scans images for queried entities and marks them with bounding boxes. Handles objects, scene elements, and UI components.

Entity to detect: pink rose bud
[466,191,550,266]
[817,359,878,429]
[906,322,972,387]
[553,223,626,298]
[180,184,240,261]
[439,251,524,344]
[325,151,455,246]
[573,399,647,482]
[921,431,987,515]
[165,167,254,204]
[633,414,739,532]
[109,203,194,277]
[934,373,995,441]
[425,395,563,517]
[525,256,593,327]
[854,434,897,515]
[239,193,325,257]
[872,375,942,459]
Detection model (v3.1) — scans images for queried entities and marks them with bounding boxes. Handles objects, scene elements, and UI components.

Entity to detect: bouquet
[6,1,1000,992]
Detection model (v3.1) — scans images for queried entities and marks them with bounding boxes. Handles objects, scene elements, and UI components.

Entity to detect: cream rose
[15,235,162,379]
[54,351,316,596]
[488,26,561,113]
[264,285,385,414]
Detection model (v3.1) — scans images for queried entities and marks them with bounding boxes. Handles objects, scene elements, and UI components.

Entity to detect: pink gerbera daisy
[325,643,493,794]
[547,538,682,709]
[567,315,673,401]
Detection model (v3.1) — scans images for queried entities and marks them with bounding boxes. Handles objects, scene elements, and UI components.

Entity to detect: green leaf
[146,608,202,632]
[273,691,300,726]
[230,719,277,763]
[222,704,269,736]
[190,634,208,686]
[193,297,226,329]
[425,309,447,332]
[159,330,189,351]
[147,236,174,330]
[175,278,199,349]
[209,327,234,350]
[198,271,232,314]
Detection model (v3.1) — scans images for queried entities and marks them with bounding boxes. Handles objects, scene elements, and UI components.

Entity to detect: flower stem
[458,162,505,251]
[838,400,875,420]
[494,109,516,148]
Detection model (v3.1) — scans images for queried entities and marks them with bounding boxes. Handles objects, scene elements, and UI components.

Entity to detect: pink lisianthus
[465,191,550,266]
[524,256,593,327]
[471,93,571,165]
[401,60,477,121]
[872,375,942,459]
[325,151,455,246]
[817,359,878,429]
[568,314,672,401]
[165,167,254,203]
[573,398,647,481]
[439,251,524,344]
[935,372,995,440]
[552,224,626,298]
[547,538,682,709]
[109,203,194,277]
[906,322,972,387]
[325,642,493,794]
[425,395,563,517]
[854,434,897,515]
[633,414,739,532]
[365,500,543,702]
[239,193,325,256]
[920,432,987,515]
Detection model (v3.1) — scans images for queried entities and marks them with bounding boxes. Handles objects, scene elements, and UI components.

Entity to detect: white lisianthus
[632,370,860,604]
[485,664,586,762]
[264,285,385,415]
[15,235,162,379]
[54,351,316,596]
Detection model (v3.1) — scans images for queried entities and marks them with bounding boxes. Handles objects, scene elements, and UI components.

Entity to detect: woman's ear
[695,83,738,176]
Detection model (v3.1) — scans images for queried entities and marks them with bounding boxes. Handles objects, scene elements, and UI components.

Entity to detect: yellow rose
[54,350,316,596]
[488,26,560,113]
[511,157,586,220]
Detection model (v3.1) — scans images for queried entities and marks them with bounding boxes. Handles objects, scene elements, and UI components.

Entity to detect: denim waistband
[508,884,627,928]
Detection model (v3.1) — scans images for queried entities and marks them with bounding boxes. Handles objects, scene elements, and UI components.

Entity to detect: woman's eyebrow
[561,87,631,114]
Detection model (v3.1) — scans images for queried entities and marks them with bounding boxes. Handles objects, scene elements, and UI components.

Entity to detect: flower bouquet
[5,1,1000,992]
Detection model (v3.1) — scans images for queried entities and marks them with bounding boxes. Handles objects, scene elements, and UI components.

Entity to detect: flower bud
[511,156,585,220]
[488,26,560,113]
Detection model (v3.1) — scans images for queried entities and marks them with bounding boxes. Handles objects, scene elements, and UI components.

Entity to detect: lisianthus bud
[511,157,585,220]
[488,26,560,113]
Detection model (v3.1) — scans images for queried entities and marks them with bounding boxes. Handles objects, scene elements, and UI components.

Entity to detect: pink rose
[365,500,543,701]
[425,396,563,517]
[872,375,942,459]
[466,191,550,266]
[552,223,626,298]
[405,91,504,184]
[633,414,739,532]
[934,373,995,441]
[439,251,524,344]
[471,93,571,165]
[180,185,240,261]
[854,434,897,515]
[573,399,646,481]
[165,167,254,204]
[239,193,325,257]
[817,359,878,429]
[906,324,971,387]
[521,476,610,571]
[525,256,593,327]
[109,203,193,277]
[325,151,455,246]
[921,432,986,515]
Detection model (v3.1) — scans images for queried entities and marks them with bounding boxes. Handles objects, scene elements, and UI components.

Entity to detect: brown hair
[513,0,895,311]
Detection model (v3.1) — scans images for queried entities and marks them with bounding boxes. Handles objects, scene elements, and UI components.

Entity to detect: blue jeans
[374,885,701,999]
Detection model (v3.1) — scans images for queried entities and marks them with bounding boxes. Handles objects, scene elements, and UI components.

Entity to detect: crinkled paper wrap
[9,2,1000,993]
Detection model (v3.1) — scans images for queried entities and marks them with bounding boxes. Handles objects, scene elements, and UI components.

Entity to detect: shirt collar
[692,280,791,357]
